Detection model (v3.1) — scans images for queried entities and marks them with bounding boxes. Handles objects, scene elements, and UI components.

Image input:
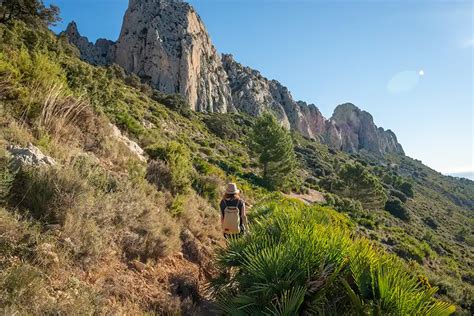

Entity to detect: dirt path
[284,189,326,205]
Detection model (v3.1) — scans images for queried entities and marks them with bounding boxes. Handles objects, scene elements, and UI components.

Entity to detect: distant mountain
[447,172,474,181]
[62,0,403,155]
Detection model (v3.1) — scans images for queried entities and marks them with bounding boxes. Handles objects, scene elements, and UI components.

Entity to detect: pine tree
[337,162,387,209]
[0,0,60,26]
[250,112,297,190]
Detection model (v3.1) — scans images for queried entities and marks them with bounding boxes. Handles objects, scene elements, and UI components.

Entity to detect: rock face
[328,103,404,155]
[63,0,404,156]
[62,22,115,66]
[114,0,233,112]
[222,54,327,139]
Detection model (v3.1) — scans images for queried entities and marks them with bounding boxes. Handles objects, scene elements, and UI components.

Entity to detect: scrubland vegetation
[0,2,472,314]
[211,199,455,315]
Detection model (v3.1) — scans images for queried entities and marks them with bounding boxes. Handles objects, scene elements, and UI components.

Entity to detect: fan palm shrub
[210,198,455,315]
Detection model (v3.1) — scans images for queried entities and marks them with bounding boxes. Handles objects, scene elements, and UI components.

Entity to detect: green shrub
[0,153,16,204]
[192,175,222,205]
[124,73,141,88]
[169,194,186,217]
[323,193,363,213]
[423,216,439,229]
[385,197,410,221]
[203,113,240,140]
[454,227,470,243]
[389,188,407,203]
[115,111,144,136]
[145,141,192,195]
[399,181,414,198]
[337,162,387,210]
[394,242,425,263]
[72,154,117,193]
[11,167,87,223]
[211,199,454,315]
[152,91,190,114]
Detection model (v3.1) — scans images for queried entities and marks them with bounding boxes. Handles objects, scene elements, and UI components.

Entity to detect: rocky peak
[329,103,404,155]
[62,21,114,66]
[222,54,326,138]
[62,0,404,156]
[114,0,233,112]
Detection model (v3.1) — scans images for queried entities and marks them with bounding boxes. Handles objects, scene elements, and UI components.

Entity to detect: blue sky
[46,0,473,175]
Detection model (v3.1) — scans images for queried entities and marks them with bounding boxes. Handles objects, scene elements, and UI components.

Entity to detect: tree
[0,0,60,26]
[385,197,410,221]
[399,181,414,198]
[337,162,387,209]
[250,112,297,190]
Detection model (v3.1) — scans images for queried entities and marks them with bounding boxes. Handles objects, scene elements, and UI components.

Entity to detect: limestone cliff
[62,0,404,156]
[222,54,327,139]
[328,103,404,155]
[114,0,233,112]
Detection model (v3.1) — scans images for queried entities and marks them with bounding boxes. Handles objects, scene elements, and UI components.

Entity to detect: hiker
[220,183,247,238]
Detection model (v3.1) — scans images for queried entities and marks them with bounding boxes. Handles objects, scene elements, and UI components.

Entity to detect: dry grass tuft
[39,84,89,138]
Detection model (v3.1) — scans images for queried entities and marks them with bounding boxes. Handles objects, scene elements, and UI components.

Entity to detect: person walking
[220,183,247,238]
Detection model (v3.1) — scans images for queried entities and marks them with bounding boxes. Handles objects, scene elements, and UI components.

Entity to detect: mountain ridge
[61,0,404,156]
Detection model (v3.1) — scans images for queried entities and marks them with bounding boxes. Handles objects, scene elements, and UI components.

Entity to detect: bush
[146,159,172,191]
[192,175,222,205]
[11,167,87,223]
[203,114,240,140]
[0,264,51,312]
[0,153,16,204]
[385,197,410,221]
[323,193,363,213]
[211,199,454,315]
[193,157,225,178]
[337,162,387,210]
[394,242,425,263]
[152,92,190,114]
[145,141,192,195]
[423,216,439,229]
[399,181,414,198]
[389,189,407,203]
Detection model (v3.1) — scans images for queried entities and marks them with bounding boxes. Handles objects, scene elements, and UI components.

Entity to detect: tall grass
[210,198,455,315]
[39,83,89,137]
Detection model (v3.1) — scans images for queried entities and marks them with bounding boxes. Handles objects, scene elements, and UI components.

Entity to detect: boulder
[7,143,56,167]
[109,124,146,162]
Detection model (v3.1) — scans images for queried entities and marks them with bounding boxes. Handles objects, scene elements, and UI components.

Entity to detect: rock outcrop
[62,21,115,66]
[109,124,147,162]
[7,143,56,167]
[62,0,404,156]
[327,103,404,155]
[222,54,327,139]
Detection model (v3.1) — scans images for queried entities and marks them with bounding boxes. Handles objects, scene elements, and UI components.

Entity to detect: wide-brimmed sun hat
[225,182,240,194]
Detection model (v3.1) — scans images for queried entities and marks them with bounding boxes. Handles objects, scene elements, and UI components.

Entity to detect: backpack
[222,201,241,234]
